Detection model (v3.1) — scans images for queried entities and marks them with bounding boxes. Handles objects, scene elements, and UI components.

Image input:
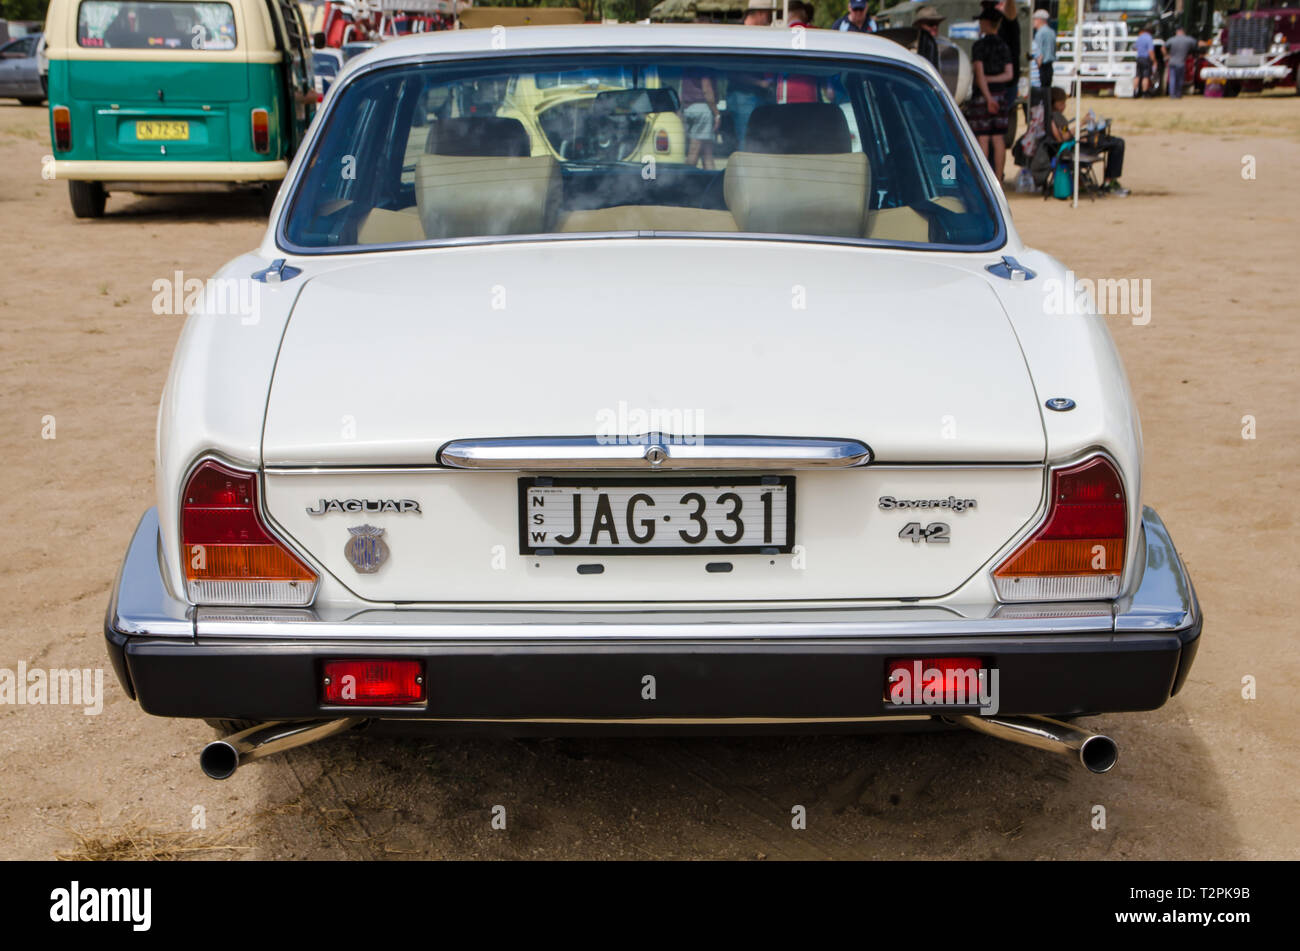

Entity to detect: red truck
[1200,0,1300,94]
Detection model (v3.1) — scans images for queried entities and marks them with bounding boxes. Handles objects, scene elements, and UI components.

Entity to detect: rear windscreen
[283,53,1004,251]
[77,1,237,50]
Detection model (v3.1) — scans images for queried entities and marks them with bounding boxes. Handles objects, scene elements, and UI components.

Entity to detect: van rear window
[77,1,237,50]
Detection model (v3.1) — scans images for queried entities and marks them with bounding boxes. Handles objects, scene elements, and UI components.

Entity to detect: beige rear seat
[559,205,737,232]
[722,103,870,238]
[414,117,559,240]
[357,206,424,244]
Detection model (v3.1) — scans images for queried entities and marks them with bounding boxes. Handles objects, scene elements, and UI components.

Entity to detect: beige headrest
[724,151,870,238]
[415,154,559,239]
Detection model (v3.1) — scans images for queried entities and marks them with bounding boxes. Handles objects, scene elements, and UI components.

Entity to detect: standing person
[833,0,871,33]
[913,5,945,71]
[1165,25,1198,99]
[963,3,1015,184]
[742,0,774,26]
[680,68,720,169]
[1032,8,1055,107]
[1135,23,1157,97]
[998,0,1022,86]
[729,1,777,148]
[780,1,819,102]
[998,0,1023,151]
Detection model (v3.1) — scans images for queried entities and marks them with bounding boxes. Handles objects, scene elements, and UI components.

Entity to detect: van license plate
[136,121,190,141]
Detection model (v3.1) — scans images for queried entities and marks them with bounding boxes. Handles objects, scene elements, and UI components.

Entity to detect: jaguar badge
[344,524,389,574]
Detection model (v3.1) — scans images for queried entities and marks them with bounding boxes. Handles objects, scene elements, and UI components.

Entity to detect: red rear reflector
[323,660,424,705]
[886,657,985,703]
[251,108,270,153]
[655,129,669,152]
[53,106,72,151]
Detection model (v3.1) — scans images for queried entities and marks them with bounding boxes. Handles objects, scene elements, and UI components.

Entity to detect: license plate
[135,120,189,141]
[519,477,795,555]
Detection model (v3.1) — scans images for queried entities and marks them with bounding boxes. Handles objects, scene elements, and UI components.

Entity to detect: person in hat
[913,5,945,71]
[832,0,874,34]
[1032,8,1055,106]
[963,1,1015,183]
[743,0,776,27]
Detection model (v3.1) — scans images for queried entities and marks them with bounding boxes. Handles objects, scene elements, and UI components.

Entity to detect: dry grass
[54,814,253,861]
[1065,88,1300,140]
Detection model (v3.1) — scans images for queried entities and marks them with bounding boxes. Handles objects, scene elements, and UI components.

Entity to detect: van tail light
[181,459,316,605]
[992,455,1126,601]
[323,660,424,705]
[655,129,669,152]
[53,106,72,151]
[251,108,270,153]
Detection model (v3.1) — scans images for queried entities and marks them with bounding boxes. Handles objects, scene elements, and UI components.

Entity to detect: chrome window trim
[273,46,1009,258]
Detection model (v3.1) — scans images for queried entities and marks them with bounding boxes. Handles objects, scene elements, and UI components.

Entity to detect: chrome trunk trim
[437,435,872,470]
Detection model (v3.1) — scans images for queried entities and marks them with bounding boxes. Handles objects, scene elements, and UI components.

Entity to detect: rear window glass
[284,53,1003,251]
[77,1,237,50]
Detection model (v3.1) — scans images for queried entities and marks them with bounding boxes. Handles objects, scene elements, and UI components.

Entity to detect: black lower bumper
[104,506,1202,732]
[110,627,1199,726]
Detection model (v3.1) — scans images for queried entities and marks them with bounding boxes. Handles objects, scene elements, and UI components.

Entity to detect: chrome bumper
[104,507,1201,726]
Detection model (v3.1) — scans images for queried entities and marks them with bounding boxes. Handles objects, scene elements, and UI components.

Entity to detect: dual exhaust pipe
[198,713,1117,778]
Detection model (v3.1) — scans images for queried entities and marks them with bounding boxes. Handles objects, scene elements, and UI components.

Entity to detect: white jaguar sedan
[103,24,1201,780]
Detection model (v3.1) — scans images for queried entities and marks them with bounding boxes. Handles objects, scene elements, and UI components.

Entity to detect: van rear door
[69,1,248,162]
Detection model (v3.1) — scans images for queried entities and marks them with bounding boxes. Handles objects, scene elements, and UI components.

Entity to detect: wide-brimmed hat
[914,4,945,23]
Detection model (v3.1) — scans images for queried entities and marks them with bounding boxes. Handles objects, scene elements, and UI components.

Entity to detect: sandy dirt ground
[1,92,1297,861]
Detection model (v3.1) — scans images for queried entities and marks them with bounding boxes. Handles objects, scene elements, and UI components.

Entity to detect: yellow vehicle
[496,67,687,165]
[44,0,316,217]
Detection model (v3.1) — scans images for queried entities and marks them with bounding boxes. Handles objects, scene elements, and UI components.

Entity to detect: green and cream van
[44,0,316,217]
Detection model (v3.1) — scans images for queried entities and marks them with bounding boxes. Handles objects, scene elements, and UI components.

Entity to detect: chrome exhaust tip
[199,739,241,780]
[200,717,364,780]
[949,714,1119,774]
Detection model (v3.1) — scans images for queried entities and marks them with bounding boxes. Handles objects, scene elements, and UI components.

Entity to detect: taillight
[323,660,424,705]
[655,129,669,152]
[992,455,1126,601]
[251,108,270,154]
[181,459,316,605]
[52,106,72,152]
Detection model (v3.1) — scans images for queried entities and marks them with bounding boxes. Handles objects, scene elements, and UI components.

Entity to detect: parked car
[494,67,687,165]
[312,46,343,98]
[103,25,1201,781]
[44,0,317,218]
[340,39,375,62]
[0,32,45,105]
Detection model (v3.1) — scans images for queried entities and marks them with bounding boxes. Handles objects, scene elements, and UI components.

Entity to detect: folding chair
[1042,138,1104,201]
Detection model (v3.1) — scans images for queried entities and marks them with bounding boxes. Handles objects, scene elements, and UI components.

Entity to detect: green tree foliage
[1,0,49,22]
